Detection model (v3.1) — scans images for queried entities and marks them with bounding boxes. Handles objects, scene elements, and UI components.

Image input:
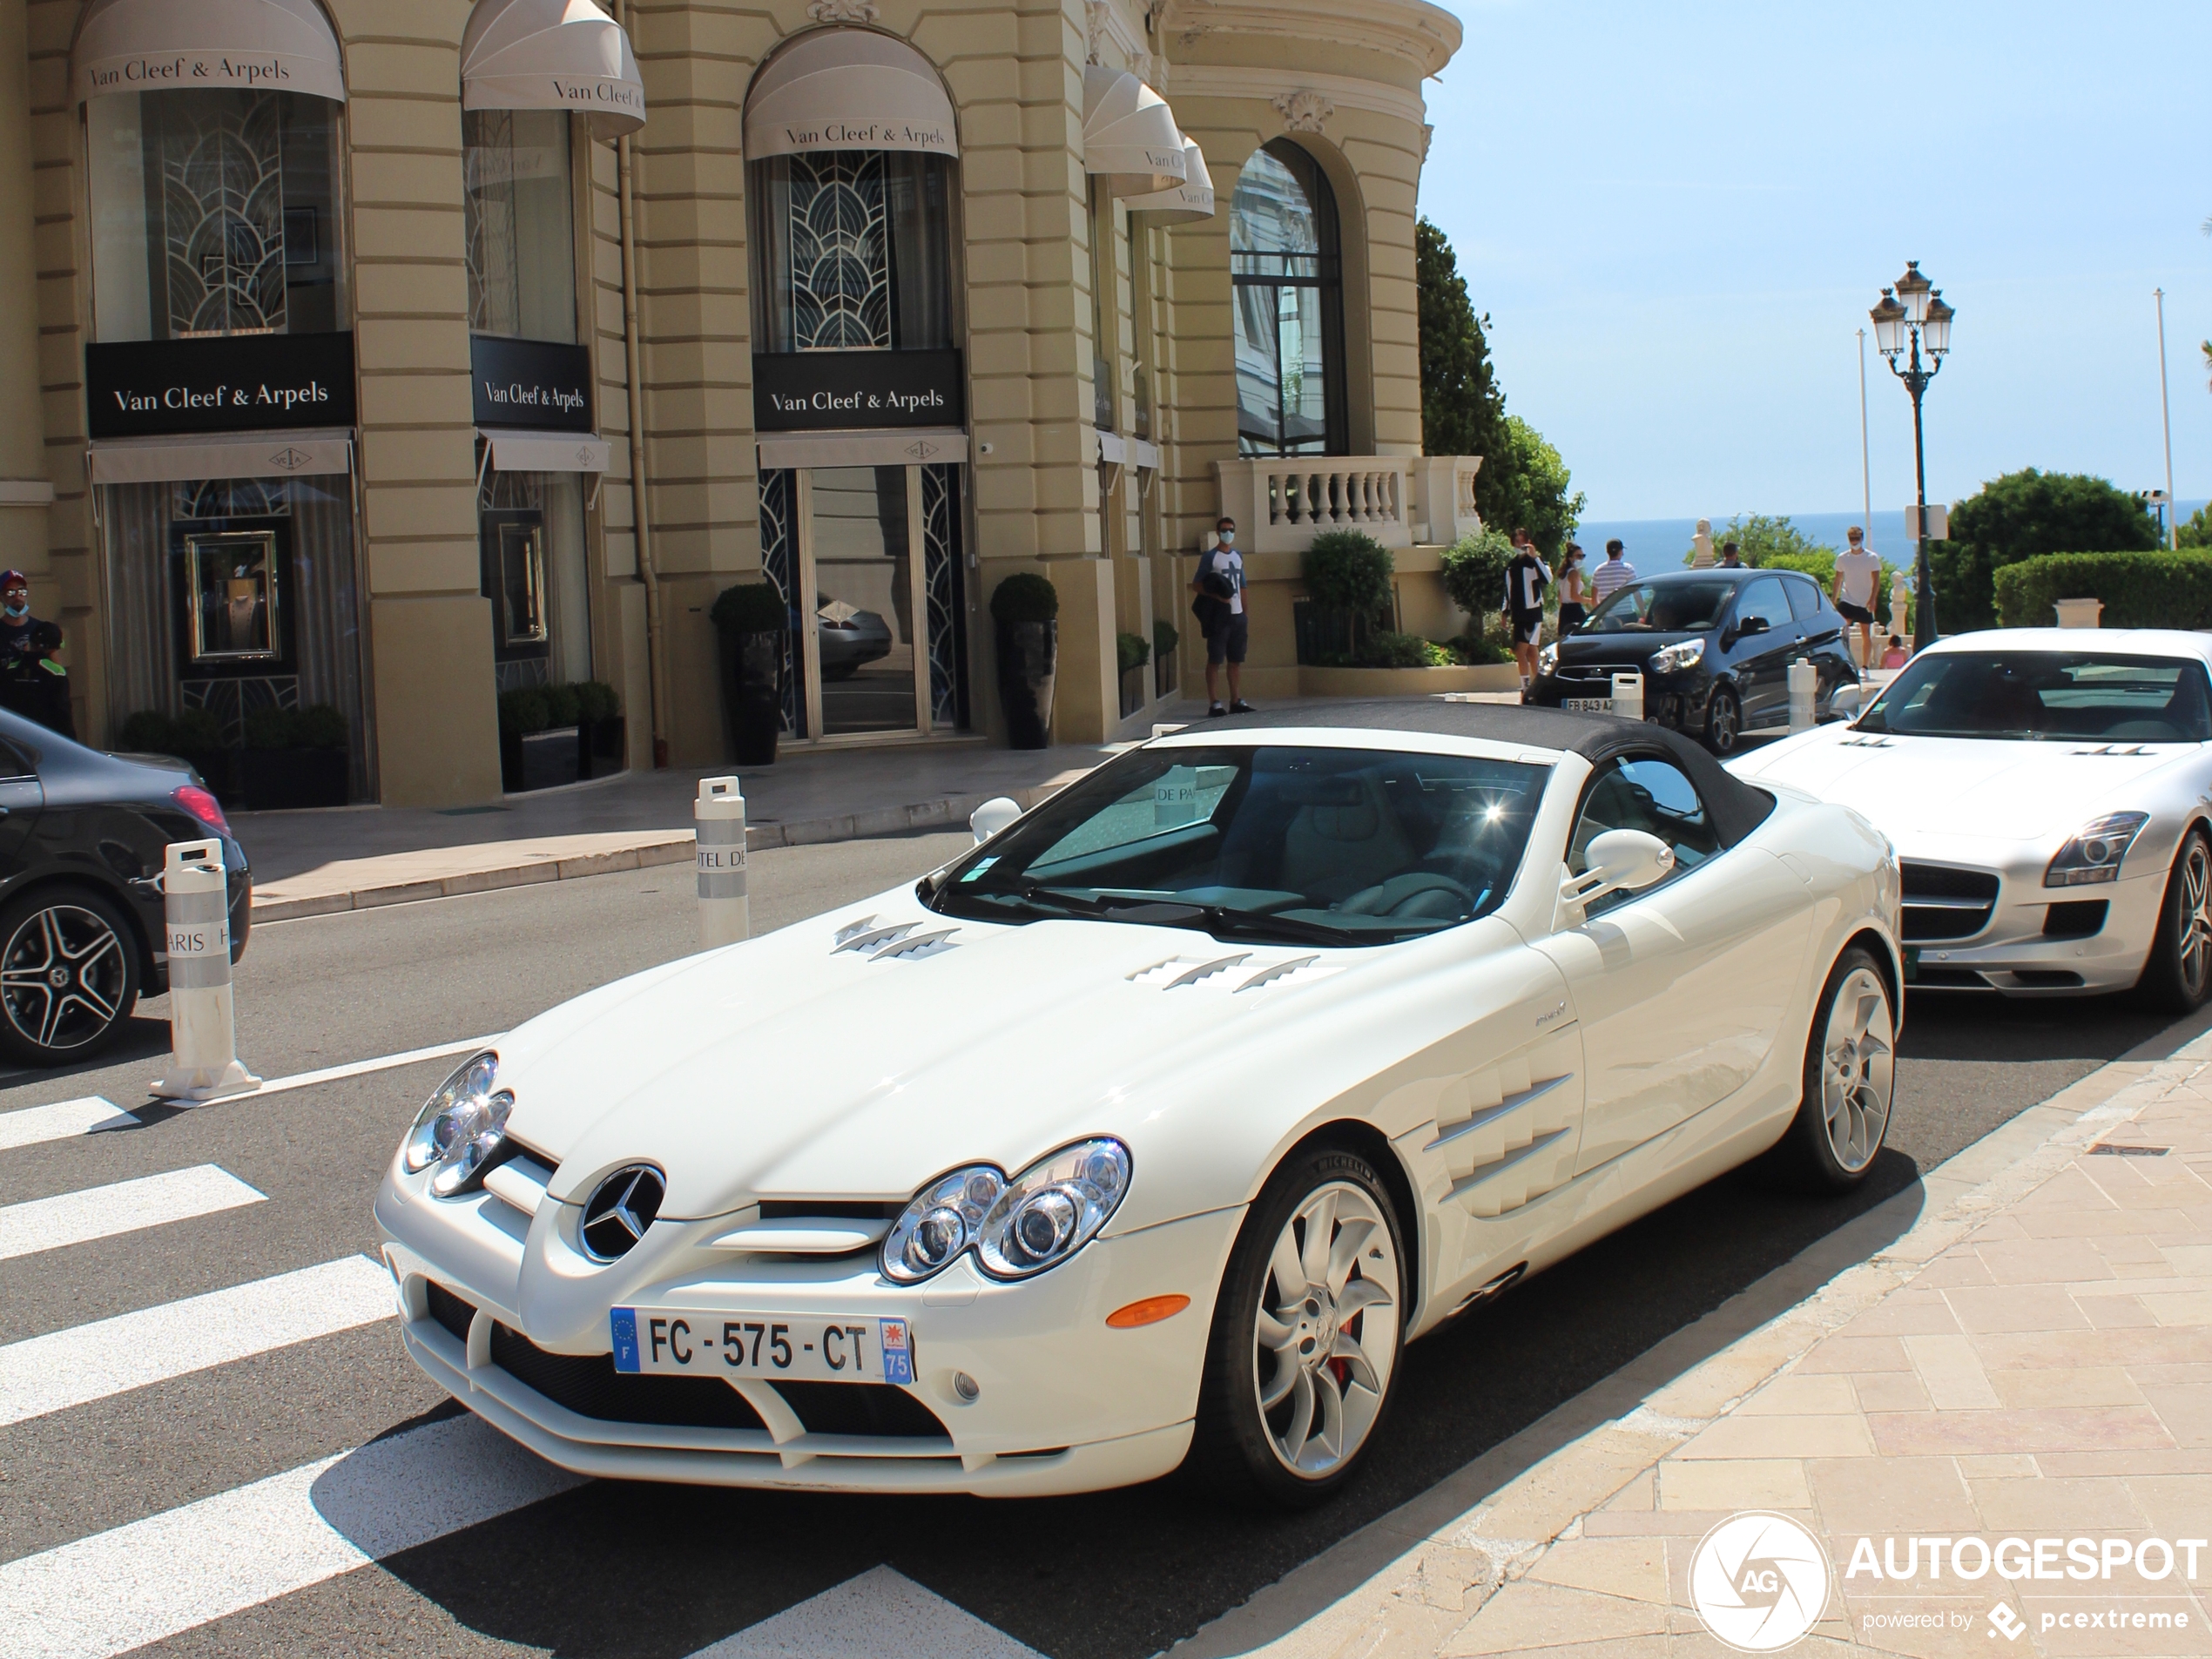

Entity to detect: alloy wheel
[1820,966,1893,1173]
[1708,691,1741,754]
[1251,1180,1400,1479]
[0,903,129,1054]
[2177,840,2212,999]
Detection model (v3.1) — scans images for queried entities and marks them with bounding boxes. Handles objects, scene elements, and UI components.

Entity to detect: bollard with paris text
[1609,671,1644,722]
[696,777,749,949]
[150,839,260,1101]
[1788,658,1818,732]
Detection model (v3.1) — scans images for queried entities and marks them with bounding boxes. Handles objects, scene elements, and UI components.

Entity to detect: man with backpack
[1190,517,1253,717]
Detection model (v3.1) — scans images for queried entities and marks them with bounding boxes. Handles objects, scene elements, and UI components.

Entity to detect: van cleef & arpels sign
[753,349,964,433]
[86,333,358,439]
[470,336,595,433]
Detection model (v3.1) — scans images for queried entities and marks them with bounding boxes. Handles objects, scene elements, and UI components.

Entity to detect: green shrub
[1440,529,1514,639]
[542,683,582,728]
[1302,530,1394,622]
[242,705,294,750]
[1938,470,2161,631]
[173,708,224,750]
[1445,632,1513,666]
[1115,630,1150,674]
[1356,631,1448,669]
[989,571,1060,625]
[574,679,619,722]
[295,704,347,749]
[1993,550,2212,631]
[1152,618,1178,661]
[710,582,788,634]
[497,687,552,735]
[116,710,174,752]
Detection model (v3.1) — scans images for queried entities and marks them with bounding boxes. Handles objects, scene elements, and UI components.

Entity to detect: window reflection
[1231,141,1345,455]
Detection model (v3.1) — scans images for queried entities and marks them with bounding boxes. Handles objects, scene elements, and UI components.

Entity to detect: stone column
[0,0,53,575]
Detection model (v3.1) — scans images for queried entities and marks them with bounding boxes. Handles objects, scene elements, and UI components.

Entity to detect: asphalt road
[3,832,2207,1659]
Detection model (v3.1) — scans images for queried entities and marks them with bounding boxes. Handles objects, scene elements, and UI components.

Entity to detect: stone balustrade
[1213,455,1482,553]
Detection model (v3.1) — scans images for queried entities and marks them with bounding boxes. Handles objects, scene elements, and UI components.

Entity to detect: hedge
[1993,550,2212,631]
[1302,530,1394,620]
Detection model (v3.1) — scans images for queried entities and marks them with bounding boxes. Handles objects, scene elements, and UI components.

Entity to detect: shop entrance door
[760,462,968,743]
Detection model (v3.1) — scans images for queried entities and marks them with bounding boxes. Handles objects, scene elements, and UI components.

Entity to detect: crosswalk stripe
[0,1165,264,1263]
[0,1255,396,1427]
[692,1565,1042,1658]
[0,1097,138,1152]
[0,1411,583,1659]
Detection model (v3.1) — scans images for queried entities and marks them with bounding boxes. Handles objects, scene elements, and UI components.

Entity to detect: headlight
[880,1164,1004,1284]
[401,1050,514,1197]
[976,1138,1131,1279]
[1537,643,1558,674]
[1649,638,1704,675]
[2045,813,2149,887]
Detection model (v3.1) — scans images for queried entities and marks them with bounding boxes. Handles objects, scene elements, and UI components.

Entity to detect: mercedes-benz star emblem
[581,1164,664,1262]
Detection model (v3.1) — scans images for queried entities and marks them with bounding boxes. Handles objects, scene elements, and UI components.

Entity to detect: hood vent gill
[829,916,960,962]
[1129,951,1335,995]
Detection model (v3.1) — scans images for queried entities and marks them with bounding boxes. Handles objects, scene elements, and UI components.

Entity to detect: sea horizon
[1574,502,2209,562]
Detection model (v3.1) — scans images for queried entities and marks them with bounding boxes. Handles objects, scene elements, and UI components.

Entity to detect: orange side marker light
[1106,1293,1190,1329]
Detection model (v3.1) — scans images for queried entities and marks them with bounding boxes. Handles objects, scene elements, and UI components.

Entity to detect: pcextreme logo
[1689,1513,1832,1652]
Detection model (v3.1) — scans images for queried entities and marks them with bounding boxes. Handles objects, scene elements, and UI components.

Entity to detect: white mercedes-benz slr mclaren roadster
[376,703,1903,1507]
[1729,630,2212,1008]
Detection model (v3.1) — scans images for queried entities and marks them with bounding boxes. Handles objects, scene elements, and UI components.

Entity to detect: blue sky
[1416,1,2212,523]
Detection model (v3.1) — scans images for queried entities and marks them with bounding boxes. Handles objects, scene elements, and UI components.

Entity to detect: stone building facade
[0,0,1473,808]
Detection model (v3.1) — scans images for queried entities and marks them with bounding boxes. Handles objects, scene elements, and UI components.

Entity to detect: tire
[1768,946,1895,1193]
[1185,1144,1406,1507]
[1705,685,1743,755]
[2135,827,2212,1014]
[0,884,141,1068]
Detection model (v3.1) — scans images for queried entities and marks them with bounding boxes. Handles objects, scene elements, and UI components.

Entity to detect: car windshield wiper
[1028,889,1372,947]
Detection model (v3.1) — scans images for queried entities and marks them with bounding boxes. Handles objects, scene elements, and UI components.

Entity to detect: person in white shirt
[1189,516,1252,716]
[1831,527,1884,670]
[1591,540,1637,605]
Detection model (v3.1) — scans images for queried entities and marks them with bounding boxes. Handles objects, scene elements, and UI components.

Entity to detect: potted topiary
[496,686,552,792]
[239,704,349,809]
[991,572,1059,749]
[1300,529,1395,663]
[711,582,787,765]
[1153,618,1178,698]
[1116,629,1150,718]
[574,679,623,777]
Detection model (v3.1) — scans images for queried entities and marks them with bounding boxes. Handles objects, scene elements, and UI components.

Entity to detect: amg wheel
[2136,827,2212,1014]
[1770,946,1894,1192]
[0,886,140,1068]
[1705,685,1743,755]
[1187,1145,1405,1507]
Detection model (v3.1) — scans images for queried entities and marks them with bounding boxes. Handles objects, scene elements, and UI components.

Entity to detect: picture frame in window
[480,510,550,658]
[183,529,283,665]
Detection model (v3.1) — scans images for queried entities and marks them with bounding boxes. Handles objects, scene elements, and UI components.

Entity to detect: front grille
[2044,900,2108,939]
[425,1278,474,1345]
[1901,861,2000,941]
[2008,969,2086,988]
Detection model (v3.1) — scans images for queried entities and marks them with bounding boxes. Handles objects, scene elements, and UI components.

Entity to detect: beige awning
[88,430,354,487]
[482,429,610,472]
[72,0,346,105]
[1082,67,1185,197]
[745,30,958,160]
[756,428,968,469]
[462,0,644,139]
[1125,134,1216,222]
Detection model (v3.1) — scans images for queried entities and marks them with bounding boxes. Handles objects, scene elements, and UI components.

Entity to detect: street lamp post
[1869,261,1955,652]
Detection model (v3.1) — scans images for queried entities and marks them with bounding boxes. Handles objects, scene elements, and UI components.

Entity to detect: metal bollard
[696,777,749,950]
[1609,671,1644,722]
[1788,658,1818,732]
[150,839,260,1102]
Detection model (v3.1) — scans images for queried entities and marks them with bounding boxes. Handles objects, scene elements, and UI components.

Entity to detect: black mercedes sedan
[1528,568,1861,754]
[0,705,250,1068]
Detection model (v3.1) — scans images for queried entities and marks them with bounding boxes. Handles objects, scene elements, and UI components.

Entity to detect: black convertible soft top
[1192,698,1777,847]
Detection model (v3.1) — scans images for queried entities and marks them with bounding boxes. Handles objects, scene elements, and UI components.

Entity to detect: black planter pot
[178,746,237,803]
[577,716,626,779]
[1118,663,1146,718]
[239,747,349,810]
[996,619,1058,749]
[718,627,783,766]
[500,728,583,792]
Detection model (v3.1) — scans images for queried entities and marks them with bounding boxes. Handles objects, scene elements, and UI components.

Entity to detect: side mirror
[971,796,1022,844]
[1827,683,1864,719]
[1737,614,1769,638]
[1558,829,1676,914]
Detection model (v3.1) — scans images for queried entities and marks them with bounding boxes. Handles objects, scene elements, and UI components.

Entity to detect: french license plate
[610,1309,914,1385]
[1562,697,1612,712]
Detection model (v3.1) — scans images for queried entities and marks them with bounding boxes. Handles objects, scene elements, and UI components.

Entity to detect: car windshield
[1580,578,1736,635]
[1857,651,2212,743]
[927,745,1551,946]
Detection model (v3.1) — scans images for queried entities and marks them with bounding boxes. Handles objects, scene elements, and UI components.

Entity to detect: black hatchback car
[1528,568,1861,753]
[0,705,250,1068]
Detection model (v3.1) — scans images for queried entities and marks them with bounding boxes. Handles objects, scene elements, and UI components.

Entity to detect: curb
[248,779,1073,923]
[1168,1040,2207,1659]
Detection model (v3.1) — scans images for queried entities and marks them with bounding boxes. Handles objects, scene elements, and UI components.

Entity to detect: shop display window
[488,515,550,649]
[86,89,346,341]
[463,108,577,343]
[479,472,591,692]
[183,530,282,664]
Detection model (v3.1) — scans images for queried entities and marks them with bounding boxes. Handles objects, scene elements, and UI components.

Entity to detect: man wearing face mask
[0,570,75,738]
[1189,516,1254,717]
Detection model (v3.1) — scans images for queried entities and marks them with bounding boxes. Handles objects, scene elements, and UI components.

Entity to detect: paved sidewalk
[1177,1045,2212,1659]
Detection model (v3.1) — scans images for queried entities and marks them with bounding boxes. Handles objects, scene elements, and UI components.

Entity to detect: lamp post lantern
[1869,261,1953,652]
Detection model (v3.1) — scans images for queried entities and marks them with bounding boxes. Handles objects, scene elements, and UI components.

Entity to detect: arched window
[1231,140,1346,456]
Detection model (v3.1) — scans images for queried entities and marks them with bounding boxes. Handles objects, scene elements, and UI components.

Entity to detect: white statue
[1689,518,1715,568]
[1890,571,1912,638]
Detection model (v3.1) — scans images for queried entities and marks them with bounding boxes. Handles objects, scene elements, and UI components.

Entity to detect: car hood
[493,894,1379,1222]
[1728,727,2198,840]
